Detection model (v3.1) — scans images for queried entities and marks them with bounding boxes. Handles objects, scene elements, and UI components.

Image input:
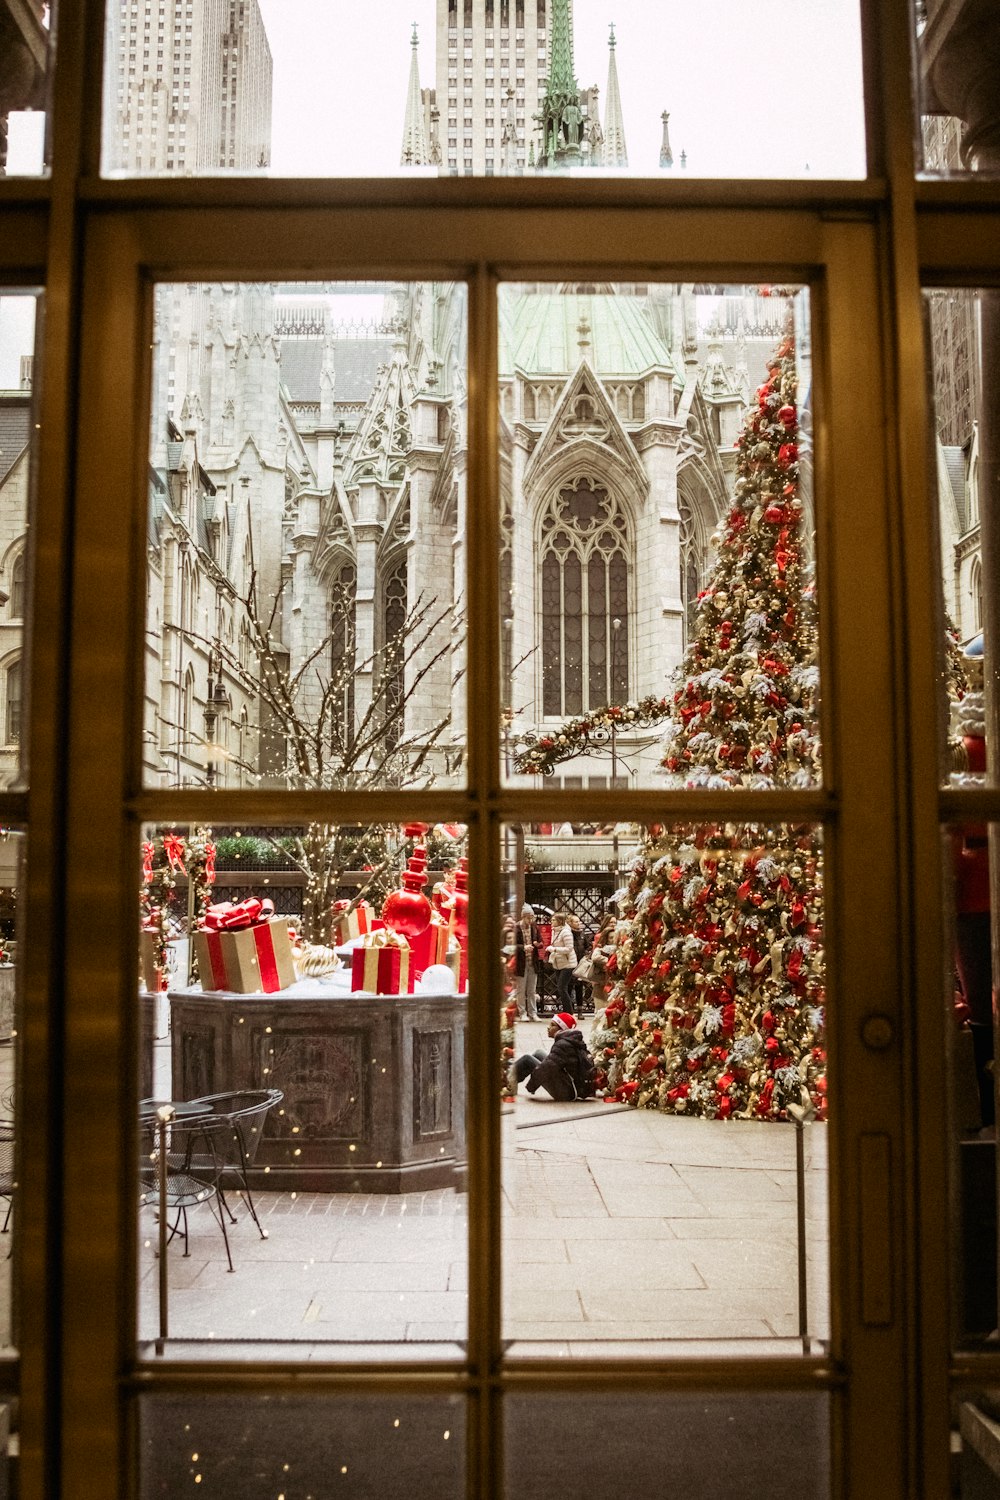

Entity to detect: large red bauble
[778,403,796,426]
[382,868,432,940]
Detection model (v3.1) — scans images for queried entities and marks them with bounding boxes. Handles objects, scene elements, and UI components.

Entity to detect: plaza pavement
[138,1020,829,1359]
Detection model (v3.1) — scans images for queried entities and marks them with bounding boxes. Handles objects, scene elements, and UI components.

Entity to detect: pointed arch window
[330,561,357,741]
[971,556,983,633]
[180,665,195,769]
[4,659,21,746]
[9,553,25,620]
[383,559,408,750]
[540,479,629,717]
[678,492,703,648]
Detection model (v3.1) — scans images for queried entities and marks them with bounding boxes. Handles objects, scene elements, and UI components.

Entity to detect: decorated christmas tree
[601,315,827,1120]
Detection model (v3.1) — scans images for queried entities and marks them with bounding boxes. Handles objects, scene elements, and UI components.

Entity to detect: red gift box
[332,899,382,944]
[406,912,450,990]
[351,931,411,994]
[195,901,296,994]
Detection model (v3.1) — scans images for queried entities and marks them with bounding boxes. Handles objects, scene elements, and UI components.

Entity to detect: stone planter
[168,985,467,1193]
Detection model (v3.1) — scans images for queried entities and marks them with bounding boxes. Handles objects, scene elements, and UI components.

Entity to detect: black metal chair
[139,1112,238,1272]
[0,1122,14,1250]
[186,1089,284,1240]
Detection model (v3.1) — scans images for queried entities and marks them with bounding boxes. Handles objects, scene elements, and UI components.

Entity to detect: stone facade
[132,277,796,790]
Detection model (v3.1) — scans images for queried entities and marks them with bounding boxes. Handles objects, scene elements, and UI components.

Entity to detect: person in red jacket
[953,635,993,1125]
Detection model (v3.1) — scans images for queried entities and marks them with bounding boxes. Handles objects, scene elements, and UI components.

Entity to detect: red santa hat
[552,1012,577,1031]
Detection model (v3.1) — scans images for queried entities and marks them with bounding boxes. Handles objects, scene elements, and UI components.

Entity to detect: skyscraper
[436,0,550,174]
[403,1,647,175]
[105,0,272,175]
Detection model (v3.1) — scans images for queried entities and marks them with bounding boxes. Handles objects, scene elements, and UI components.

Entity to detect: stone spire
[400,24,429,167]
[659,110,673,169]
[602,24,628,168]
[537,0,582,169]
[501,85,519,174]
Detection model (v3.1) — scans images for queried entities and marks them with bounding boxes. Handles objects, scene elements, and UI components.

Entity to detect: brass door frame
[0,0,997,1493]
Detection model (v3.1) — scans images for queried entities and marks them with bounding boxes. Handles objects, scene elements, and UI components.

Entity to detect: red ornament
[382,867,432,941]
[778,403,796,426]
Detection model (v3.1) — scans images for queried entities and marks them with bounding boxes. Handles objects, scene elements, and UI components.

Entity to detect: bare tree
[154,560,463,942]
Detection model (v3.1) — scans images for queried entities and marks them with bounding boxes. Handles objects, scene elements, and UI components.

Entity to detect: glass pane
[944,818,1000,1349]
[0,292,39,791]
[0,828,22,1356]
[102,0,865,179]
[502,820,829,1354]
[503,283,819,792]
[138,1393,466,1498]
[926,287,996,786]
[1,2,51,176]
[138,821,468,1358]
[506,1391,830,1498]
[143,280,467,792]
[916,3,1000,176]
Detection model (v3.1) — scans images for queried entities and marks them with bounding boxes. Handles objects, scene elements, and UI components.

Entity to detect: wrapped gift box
[351,931,411,994]
[406,913,451,990]
[332,900,382,944]
[195,912,297,994]
[139,929,165,992]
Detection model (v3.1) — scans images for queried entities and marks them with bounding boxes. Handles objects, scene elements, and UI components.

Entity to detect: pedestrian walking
[548,910,577,1014]
[569,914,589,1014]
[513,903,540,1021]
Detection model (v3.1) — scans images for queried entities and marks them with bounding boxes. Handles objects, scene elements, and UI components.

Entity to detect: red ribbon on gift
[250,922,281,991]
[201,930,229,989]
[203,897,275,932]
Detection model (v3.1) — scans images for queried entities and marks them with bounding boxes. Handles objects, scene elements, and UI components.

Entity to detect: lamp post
[203,660,230,789]
[502,617,526,911]
[610,616,622,877]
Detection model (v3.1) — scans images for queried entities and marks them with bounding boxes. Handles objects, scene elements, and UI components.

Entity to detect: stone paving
[138,1021,829,1359]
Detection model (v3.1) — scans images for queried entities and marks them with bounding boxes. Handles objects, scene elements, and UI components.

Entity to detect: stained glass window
[383,559,408,748]
[330,561,357,742]
[539,479,630,717]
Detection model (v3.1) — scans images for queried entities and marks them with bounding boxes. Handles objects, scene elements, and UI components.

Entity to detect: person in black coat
[509,1013,597,1101]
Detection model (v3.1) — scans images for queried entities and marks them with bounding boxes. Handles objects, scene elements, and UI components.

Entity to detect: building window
[9,553,25,620]
[678,491,703,649]
[540,479,630,717]
[382,559,408,749]
[4,659,20,746]
[330,562,357,741]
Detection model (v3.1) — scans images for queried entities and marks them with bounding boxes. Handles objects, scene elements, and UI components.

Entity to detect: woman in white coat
[547,911,577,1016]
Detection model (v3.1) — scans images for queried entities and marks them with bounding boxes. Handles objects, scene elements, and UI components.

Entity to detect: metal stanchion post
[789,1097,816,1354]
[156,1103,174,1355]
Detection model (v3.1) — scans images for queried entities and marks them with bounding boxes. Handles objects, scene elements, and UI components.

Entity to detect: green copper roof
[499,291,677,378]
[546,0,577,94]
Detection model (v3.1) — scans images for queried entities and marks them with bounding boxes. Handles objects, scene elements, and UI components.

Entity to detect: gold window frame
[0,0,996,1494]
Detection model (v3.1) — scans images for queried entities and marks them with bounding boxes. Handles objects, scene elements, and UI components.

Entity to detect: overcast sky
[7,0,865,178]
[257,0,866,177]
[3,0,864,372]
